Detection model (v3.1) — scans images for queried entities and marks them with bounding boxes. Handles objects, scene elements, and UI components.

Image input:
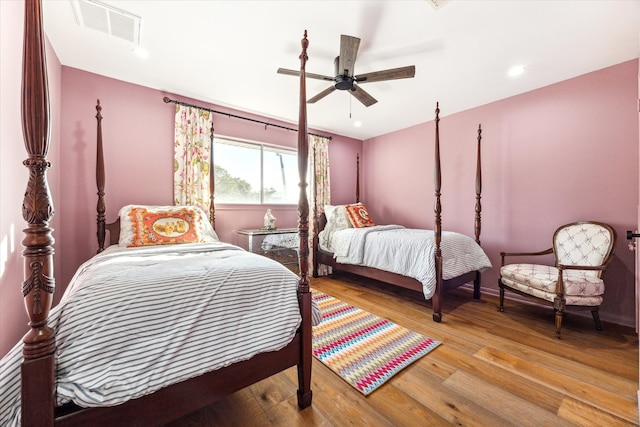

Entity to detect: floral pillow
[345,203,375,228]
[118,205,218,247]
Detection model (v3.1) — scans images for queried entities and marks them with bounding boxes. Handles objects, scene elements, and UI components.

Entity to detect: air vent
[71,0,141,44]
[425,0,451,9]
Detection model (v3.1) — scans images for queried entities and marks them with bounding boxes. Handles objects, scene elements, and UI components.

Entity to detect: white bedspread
[0,242,318,426]
[328,226,491,300]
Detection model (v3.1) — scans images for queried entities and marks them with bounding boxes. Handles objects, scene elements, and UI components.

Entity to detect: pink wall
[1,0,62,357]
[363,59,639,326]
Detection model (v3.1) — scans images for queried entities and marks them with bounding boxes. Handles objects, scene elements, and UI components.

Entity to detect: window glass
[214,137,299,204]
[263,147,298,203]
[213,138,260,203]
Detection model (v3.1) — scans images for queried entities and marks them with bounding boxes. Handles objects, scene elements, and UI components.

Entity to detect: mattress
[320,225,492,299]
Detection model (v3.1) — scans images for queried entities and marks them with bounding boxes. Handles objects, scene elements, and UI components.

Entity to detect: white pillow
[323,205,352,231]
[324,204,338,223]
[118,205,218,247]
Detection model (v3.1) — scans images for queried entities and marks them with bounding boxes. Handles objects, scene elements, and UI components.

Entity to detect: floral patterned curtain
[309,134,331,276]
[173,105,214,216]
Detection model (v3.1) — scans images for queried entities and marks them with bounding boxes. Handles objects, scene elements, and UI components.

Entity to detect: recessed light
[134,46,149,59]
[508,65,524,77]
[354,121,362,128]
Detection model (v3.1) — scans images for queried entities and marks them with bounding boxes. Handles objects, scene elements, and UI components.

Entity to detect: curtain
[309,134,331,276]
[173,105,214,216]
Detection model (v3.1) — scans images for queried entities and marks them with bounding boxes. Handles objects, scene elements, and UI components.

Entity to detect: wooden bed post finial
[299,30,308,67]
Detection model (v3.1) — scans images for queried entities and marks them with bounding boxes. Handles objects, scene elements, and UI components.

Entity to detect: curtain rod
[162,96,332,140]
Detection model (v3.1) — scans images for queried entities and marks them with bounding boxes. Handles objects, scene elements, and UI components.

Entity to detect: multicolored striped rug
[312,290,441,395]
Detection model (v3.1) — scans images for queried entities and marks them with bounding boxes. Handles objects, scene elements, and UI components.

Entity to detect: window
[213,136,300,204]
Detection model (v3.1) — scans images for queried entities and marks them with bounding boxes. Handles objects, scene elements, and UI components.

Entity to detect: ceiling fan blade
[350,85,377,107]
[355,65,416,84]
[338,35,360,77]
[308,86,336,104]
[277,68,334,82]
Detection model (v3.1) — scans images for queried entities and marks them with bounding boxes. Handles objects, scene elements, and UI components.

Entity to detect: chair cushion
[500,263,604,306]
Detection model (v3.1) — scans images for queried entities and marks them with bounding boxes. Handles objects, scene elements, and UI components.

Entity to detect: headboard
[94,99,217,252]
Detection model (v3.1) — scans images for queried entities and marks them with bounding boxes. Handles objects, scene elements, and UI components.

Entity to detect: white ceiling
[42,0,640,140]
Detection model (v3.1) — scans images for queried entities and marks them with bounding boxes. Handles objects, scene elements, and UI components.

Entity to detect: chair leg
[591,308,603,331]
[554,310,563,339]
[554,296,565,339]
[498,280,505,312]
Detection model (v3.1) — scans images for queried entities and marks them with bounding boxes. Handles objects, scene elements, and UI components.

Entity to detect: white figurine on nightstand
[263,209,276,230]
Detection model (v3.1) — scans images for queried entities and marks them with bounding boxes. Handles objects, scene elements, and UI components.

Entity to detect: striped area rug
[312,290,441,395]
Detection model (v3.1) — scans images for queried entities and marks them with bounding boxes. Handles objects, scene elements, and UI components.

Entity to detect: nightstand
[237,228,299,274]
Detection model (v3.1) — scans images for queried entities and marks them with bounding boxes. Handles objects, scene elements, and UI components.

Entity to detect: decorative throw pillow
[118,205,218,247]
[345,203,375,228]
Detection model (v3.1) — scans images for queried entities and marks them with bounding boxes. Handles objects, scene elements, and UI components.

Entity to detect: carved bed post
[475,124,482,246]
[296,30,313,408]
[20,0,56,424]
[209,120,216,229]
[356,153,360,203]
[312,150,319,277]
[96,100,106,252]
[472,124,483,299]
[432,103,443,323]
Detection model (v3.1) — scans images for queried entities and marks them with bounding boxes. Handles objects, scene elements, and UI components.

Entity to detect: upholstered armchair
[499,221,616,339]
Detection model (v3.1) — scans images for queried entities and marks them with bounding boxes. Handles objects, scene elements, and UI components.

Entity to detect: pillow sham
[323,204,352,231]
[323,204,338,223]
[345,203,375,228]
[118,205,218,247]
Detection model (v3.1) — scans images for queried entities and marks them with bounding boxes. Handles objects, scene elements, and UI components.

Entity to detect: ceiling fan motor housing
[334,56,354,90]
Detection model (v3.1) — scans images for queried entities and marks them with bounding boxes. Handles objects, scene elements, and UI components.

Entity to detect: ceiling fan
[277,35,416,107]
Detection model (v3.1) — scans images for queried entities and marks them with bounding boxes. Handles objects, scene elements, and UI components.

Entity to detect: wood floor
[165,273,639,426]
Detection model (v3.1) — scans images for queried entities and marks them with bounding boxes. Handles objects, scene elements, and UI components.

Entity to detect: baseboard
[461,284,635,328]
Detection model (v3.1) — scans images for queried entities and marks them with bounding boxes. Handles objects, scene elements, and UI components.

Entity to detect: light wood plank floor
[166,273,639,426]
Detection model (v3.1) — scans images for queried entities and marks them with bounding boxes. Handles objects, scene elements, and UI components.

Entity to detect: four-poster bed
[3,1,315,425]
[312,105,490,322]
